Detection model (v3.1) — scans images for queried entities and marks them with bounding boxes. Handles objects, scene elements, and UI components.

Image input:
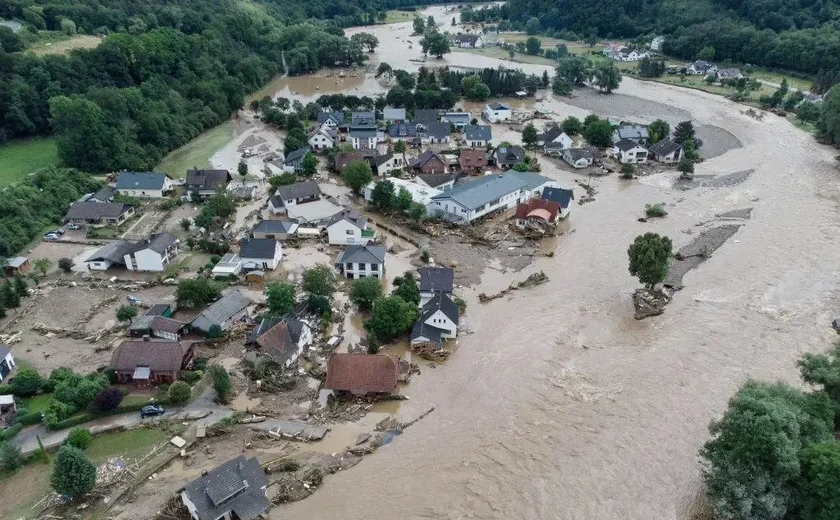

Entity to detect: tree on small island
[627,232,673,290]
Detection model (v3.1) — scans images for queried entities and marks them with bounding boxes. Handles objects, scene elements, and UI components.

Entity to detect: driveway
[11,387,231,454]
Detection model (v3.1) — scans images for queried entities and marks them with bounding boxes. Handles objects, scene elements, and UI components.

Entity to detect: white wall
[424,309,457,337]
[341,261,384,278]
[118,188,164,199]
[327,219,364,245]
[127,248,166,272]
[86,260,114,271]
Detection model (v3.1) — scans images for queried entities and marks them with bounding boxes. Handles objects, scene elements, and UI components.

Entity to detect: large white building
[482,102,511,123]
[115,172,173,199]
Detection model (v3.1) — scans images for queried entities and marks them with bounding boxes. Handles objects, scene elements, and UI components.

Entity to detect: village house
[211,253,242,277]
[606,46,649,62]
[145,303,175,317]
[410,149,448,174]
[686,60,718,75]
[371,153,406,176]
[540,186,574,218]
[232,186,256,200]
[269,181,321,214]
[454,33,483,48]
[464,124,492,148]
[128,316,187,341]
[239,238,283,271]
[246,317,313,356]
[650,36,666,51]
[441,112,471,130]
[317,111,344,129]
[387,123,417,142]
[191,290,250,335]
[383,107,407,123]
[562,148,595,169]
[185,169,232,200]
[3,256,29,276]
[87,185,116,203]
[715,69,744,82]
[124,232,180,272]
[648,138,684,164]
[515,198,562,231]
[418,266,454,307]
[411,292,460,350]
[282,147,310,173]
[422,122,452,144]
[334,151,365,172]
[115,172,173,199]
[365,178,441,213]
[64,202,134,227]
[0,346,16,382]
[493,145,527,169]
[307,126,338,150]
[251,320,303,368]
[429,170,556,223]
[482,102,512,123]
[351,128,378,150]
[251,219,299,240]
[351,111,377,128]
[325,353,399,395]
[413,109,439,131]
[335,244,386,279]
[457,148,488,173]
[181,455,270,520]
[415,173,456,191]
[612,123,650,144]
[537,125,573,149]
[611,139,649,164]
[109,338,194,387]
[325,208,375,245]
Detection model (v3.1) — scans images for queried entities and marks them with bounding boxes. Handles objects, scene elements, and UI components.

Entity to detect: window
[346,229,354,235]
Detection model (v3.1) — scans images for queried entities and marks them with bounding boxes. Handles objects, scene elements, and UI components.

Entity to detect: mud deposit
[666,225,743,289]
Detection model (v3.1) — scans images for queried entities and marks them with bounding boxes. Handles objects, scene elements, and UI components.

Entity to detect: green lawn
[22,393,52,413]
[155,120,234,178]
[383,10,417,23]
[0,137,59,185]
[87,427,170,463]
[455,46,559,67]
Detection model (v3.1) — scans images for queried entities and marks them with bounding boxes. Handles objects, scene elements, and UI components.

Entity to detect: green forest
[503,0,840,77]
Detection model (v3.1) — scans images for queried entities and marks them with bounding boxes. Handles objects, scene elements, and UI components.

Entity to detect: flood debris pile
[632,288,673,320]
[479,271,550,303]
[665,224,742,290]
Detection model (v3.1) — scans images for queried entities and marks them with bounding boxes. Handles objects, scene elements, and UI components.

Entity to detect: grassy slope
[0,137,59,185]
[26,33,102,56]
[155,120,234,178]
[22,393,52,413]
[383,10,417,24]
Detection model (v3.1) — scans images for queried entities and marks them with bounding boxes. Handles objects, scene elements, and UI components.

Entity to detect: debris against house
[478,271,549,303]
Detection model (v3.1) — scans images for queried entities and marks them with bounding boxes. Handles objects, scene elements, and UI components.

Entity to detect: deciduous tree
[342,160,373,193]
[301,151,318,176]
[593,61,621,93]
[561,116,582,135]
[176,279,222,308]
[370,179,395,210]
[302,265,337,297]
[582,119,613,148]
[115,305,138,324]
[52,446,96,498]
[627,232,673,289]
[266,282,295,316]
[350,277,383,310]
[522,123,538,148]
[647,120,670,144]
[364,296,417,342]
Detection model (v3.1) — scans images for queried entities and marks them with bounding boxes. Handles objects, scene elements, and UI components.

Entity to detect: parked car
[43,233,60,241]
[140,404,165,419]
[50,229,65,236]
[66,223,81,230]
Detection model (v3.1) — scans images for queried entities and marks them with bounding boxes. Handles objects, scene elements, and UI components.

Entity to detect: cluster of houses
[603,42,651,62]
[606,122,685,165]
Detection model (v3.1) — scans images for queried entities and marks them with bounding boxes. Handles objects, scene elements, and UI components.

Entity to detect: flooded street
[269,7,840,520]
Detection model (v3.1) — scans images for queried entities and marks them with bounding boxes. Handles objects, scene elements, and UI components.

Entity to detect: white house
[239,239,283,271]
[464,124,492,148]
[181,456,270,520]
[335,244,386,279]
[648,138,684,164]
[317,111,344,129]
[410,293,459,348]
[364,178,440,214]
[307,126,338,150]
[350,128,378,150]
[562,148,595,169]
[115,172,172,199]
[686,60,718,75]
[429,171,556,223]
[371,154,407,176]
[0,345,16,382]
[270,181,321,215]
[211,253,242,277]
[482,102,512,123]
[325,209,376,245]
[454,33,483,48]
[123,233,180,272]
[537,125,573,149]
[418,266,454,307]
[611,139,649,164]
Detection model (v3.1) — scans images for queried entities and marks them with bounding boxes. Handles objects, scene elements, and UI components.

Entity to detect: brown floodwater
[264,6,840,520]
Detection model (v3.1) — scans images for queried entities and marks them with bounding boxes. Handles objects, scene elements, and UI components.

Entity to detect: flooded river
[266,6,840,520]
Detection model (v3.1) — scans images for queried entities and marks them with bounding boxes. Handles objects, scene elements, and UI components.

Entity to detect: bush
[350,278,384,310]
[192,357,208,371]
[207,324,223,339]
[94,387,124,411]
[420,249,430,263]
[52,445,96,497]
[57,257,73,273]
[181,371,201,385]
[210,254,221,264]
[455,296,467,314]
[16,411,44,426]
[210,366,231,402]
[0,442,24,472]
[66,427,92,449]
[619,163,635,179]
[168,381,192,403]
[645,204,667,218]
[307,294,331,314]
[0,423,23,441]
[11,369,43,397]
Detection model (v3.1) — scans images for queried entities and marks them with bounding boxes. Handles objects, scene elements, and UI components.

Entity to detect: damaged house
[109,338,194,387]
[181,455,270,520]
[325,353,399,395]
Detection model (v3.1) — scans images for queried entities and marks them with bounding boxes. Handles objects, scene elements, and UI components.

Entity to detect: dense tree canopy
[627,232,673,289]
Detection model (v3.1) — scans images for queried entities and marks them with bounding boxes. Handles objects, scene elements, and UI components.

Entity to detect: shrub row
[48,399,168,431]
[0,423,24,441]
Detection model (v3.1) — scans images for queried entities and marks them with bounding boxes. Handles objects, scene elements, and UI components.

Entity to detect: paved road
[11,387,231,454]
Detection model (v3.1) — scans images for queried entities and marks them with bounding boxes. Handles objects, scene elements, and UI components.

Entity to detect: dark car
[140,404,165,419]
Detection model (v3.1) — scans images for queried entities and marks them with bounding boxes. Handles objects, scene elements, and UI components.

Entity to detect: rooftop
[183,455,270,520]
[410,149,445,168]
[109,339,191,372]
[431,171,553,210]
[366,178,441,206]
[614,138,646,152]
[115,172,169,191]
[336,244,387,265]
[464,125,492,141]
[239,238,280,260]
[253,219,298,234]
[541,187,575,208]
[185,169,231,189]
[418,266,454,293]
[275,181,321,202]
[383,107,406,120]
[65,202,130,220]
[191,291,250,332]
[284,147,310,164]
[325,353,398,394]
[426,122,451,139]
[416,172,456,189]
[420,292,460,324]
[648,138,682,156]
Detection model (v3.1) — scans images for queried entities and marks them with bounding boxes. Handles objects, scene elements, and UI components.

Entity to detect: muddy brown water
[266,6,840,520]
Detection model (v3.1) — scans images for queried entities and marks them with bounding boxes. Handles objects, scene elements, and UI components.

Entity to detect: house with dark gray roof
[88,185,116,203]
[64,202,134,226]
[612,123,650,144]
[411,292,459,348]
[418,266,454,306]
[335,244,386,279]
[181,455,270,520]
[686,60,717,75]
[350,128,378,150]
[464,125,492,147]
[185,169,231,199]
[423,122,451,144]
[371,153,407,176]
[388,123,417,141]
[383,107,406,123]
[416,173,456,191]
[441,112,471,130]
[611,139,649,164]
[537,125,573,149]
[351,111,377,128]
[317,111,344,128]
[115,172,172,198]
[648,138,684,164]
[492,145,526,169]
[454,33,483,48]
[191,291,250,334]
[562,148,595,168]
[270,181,321,214]
[239,238,283,270]
[283,146,311,173]
[251,219,299,240]
[325,208,375,245]
[413,109,439,131]
[541,186,575,218]
[429,170,556,223]
[85,232,180,272]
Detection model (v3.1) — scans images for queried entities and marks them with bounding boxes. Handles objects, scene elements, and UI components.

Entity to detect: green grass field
[155,120,234,178]
[0,137,59,185]
[22,394,52,413]
[383,10,417,23]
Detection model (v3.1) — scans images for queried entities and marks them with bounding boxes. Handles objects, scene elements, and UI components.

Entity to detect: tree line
[0,0,367,171]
